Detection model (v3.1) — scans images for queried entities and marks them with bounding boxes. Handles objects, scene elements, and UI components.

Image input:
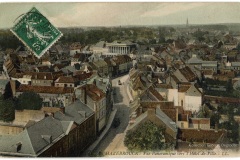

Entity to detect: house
[0,109,46,136]
[178,128,225,144]
[53,100,96,156]
[30,72,54,86]
[0,107,96,157]
[69,42,82,56]
[55,76,79,88]
[104,57,113,78]
[111,55,132,76]
[16,85,74,107]
[231,62,240,71]
[92,77,113,120]
[78,84,106,134]
[71,53,87,66]
[140,86,165,102]
[177,83,202,112]
[3,57,17,79]
[89,60,109,77]
[128,107,178,147]
[201,61,218,72]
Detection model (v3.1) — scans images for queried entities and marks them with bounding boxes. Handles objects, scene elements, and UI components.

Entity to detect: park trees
[124,121,166,151]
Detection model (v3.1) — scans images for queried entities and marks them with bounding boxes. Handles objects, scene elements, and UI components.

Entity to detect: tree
[0,94,15,122]
[17,92,43,110]
[124,121,166,151]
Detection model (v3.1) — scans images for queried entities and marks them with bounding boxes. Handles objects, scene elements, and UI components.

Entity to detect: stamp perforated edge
[10,7,63,59]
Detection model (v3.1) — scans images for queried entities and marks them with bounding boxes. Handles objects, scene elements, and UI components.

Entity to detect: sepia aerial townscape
[0,2,240,157]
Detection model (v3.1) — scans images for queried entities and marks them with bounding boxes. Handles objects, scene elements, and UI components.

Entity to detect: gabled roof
[179,66,197,82]
[187,55,202,64]
[148,86,164,101]
[156,107,177,132]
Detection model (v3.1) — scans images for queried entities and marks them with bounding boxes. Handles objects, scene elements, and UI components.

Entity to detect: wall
[0,125,24,135]
[167,89,178,106]
[185,95,201,112]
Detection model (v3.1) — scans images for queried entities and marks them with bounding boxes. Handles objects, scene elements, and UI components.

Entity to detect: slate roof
[54,100,94,125]
[231,62,240,67]
[0,116,66,156]
[0,79,9,90]
[156,107,177,132]
[187,55,202,64]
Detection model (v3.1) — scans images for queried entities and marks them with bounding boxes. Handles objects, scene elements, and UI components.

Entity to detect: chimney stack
[60,107,65,114]
[215,123,219,132]
[84,85,87,104]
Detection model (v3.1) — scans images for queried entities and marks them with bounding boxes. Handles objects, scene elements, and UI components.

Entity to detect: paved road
[92,75,130,156]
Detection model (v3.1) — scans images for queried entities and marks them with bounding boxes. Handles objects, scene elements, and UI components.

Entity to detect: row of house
[0,100,96,157]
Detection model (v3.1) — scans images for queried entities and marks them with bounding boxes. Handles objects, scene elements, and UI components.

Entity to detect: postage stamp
[10,7,62,58]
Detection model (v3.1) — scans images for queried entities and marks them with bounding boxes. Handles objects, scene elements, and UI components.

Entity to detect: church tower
[186,18,189,28]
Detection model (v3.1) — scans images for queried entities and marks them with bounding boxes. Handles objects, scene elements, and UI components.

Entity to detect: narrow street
[92,74,131,156]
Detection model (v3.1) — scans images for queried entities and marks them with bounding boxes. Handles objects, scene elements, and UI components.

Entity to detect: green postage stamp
[11,7,62,58]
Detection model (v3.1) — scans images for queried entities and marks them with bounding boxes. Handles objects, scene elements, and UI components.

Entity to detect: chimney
[10,80,16,97]
[60,107,65,114]
[16,142,22,152]
[41,135,52,144]
[139,106,143,114]
[215,123,218,132]
[84,86,87,104]
[176,107,179,123]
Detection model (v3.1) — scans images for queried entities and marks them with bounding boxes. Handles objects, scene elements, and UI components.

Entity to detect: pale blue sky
[0,2,240,28]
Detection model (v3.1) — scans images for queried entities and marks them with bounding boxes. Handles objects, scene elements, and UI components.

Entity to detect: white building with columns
[105,40,136,56]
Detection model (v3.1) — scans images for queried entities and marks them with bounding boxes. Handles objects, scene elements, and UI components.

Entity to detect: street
[92,74,131,156]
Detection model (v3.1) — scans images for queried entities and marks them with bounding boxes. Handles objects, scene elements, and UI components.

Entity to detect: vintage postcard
[0,2,240,158]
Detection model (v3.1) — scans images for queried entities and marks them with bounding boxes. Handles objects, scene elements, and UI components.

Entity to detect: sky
[0,2,240,28]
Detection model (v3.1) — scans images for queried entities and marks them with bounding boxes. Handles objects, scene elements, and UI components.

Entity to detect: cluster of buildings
[0,24,240,156]
[126,28,240,150]
[0,41,134,157]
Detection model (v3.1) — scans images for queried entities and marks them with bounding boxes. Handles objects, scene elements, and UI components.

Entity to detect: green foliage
[210,113,220,127]
[124,121,166,151]
[219,119,239,144]
[0,94,15,122]
[17,92,43,110]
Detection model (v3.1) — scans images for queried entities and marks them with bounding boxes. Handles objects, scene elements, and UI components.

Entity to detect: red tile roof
[80,84,105,101]
[148,86,164,101]
[55,76,78,83]
[23,72,54,80]
[190,118,210,124]
[17,85,74,94]
[179,66,197,82]
[179,129,225,143]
